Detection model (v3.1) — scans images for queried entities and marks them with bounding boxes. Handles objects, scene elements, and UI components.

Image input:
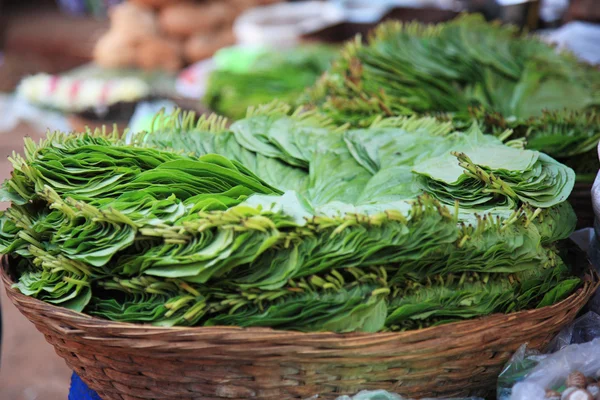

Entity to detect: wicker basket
[2,260,598,400]
[571,182,594,229]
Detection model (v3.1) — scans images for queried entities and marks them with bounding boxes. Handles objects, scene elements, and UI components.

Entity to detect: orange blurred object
[136,36,183,72]
[184,30,236,63]
[93,31,138,68]
[129,0,190,9]
[158,2,231,38]
[93,0,284,70]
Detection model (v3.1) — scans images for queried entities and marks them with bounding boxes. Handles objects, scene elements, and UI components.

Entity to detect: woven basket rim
[2,257,598,339]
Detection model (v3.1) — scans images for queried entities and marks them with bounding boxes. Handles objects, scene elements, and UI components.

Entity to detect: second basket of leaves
[1,105,597,399]
[309,15,600,227]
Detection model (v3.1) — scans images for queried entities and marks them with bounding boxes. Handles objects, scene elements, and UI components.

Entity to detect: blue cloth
[69,373,102,400]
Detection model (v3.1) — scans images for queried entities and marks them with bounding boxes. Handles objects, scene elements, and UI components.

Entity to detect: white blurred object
[331,0,457,23]
[175,59,215,99]
[233,0,459,46]
[541,22,600,65]
[510,382,546,400]
[16,74,151,114]
[330,0,394,23]
[540,0,569,22]
[233,1,345,48]
[126,100,179,143]
[0,94,70,134]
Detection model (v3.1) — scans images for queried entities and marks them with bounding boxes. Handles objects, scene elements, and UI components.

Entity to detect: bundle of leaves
[0,104,581,332]
[309,14,600,182]
[205,45,336,120]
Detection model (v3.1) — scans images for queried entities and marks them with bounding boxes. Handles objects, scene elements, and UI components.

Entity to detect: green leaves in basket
[308,14,600,181]
[451,109,600,182]
[90,276,208,326]
[537,279,581,308]
[412,141,574,210]
[0,215,29,255]
[204,45,336,120]
[6,131,279,205]
[14,252,92,312]
[206,284,387,333]
[0,106,582,331]
[386,262,578,330]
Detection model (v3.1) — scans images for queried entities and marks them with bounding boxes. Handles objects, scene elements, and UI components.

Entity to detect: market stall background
[0,126,68,400]
[0,3,84,398]
[0,0,599,399]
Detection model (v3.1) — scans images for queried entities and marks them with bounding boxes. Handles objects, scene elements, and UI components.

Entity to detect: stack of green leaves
[205,45,336,120]
[0,105,581,332]
[308,14,600,182]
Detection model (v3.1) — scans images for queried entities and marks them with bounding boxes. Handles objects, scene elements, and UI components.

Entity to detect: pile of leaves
[0,104,581,332]
[205,45,336,120]
[309,14,600,182]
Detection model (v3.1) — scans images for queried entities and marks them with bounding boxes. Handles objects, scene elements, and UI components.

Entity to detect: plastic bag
[588,226,600,315]
[497,312,600,400]
[510,339,600,399]
[590,163,600,273]
[497,345,547,400]
[547,312,600,352]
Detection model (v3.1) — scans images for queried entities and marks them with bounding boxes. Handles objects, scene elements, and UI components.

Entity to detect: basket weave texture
[2,260,598,400]
[571,183,594,229]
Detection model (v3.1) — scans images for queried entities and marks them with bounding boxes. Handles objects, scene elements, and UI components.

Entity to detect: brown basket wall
[2,261,598,400]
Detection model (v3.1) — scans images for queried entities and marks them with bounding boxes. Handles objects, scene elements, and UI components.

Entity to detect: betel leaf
[309,14,600,182]
[0,108,580,331]
[537,278,581,308]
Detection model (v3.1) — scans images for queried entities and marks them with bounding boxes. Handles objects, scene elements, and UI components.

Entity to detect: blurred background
[0,0,598,399]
